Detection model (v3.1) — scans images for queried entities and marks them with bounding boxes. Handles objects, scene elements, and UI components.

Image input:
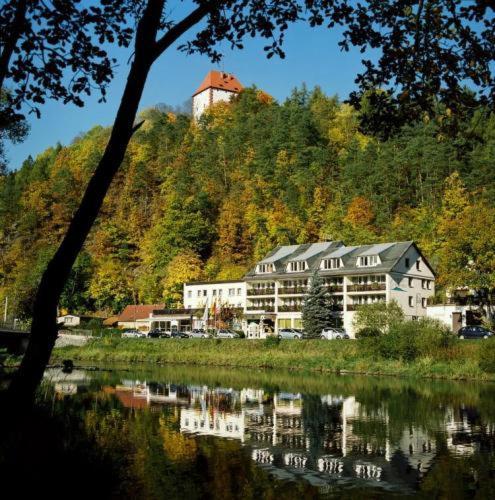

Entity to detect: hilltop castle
[192,70,243,120]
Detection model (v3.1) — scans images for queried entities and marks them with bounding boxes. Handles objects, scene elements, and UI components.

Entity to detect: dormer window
[287,261,307,272]
[256,263,274,274]
[321,258,343,270]
[357,255,379,267]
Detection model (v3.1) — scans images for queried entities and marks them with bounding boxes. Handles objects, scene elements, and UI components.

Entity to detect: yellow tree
[162,251,203,306]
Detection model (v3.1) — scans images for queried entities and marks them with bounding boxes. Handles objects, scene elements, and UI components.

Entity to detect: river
[3,365,495,498]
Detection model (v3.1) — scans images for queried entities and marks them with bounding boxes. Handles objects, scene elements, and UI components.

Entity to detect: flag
[202,298,209,326]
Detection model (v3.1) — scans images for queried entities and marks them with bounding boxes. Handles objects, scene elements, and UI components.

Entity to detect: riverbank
[51,337,495,381]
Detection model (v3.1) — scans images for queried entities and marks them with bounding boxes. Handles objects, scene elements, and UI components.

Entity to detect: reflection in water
[14,367,495,498]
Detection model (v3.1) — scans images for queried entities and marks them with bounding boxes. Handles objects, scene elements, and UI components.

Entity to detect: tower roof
[193,70,243,96]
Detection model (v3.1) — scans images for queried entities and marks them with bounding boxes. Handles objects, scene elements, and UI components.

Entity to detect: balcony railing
[247,288,275,296]
[246,306,275,312]
[278,305,302,312]
[347,283,386,292]
[323,285,344,293]
[278,287,308,295]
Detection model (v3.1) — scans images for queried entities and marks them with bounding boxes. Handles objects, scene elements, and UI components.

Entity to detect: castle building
[192,70,243,120]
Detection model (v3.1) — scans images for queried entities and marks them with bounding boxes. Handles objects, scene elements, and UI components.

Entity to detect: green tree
[352,301,404,335]
[302,271,334,338]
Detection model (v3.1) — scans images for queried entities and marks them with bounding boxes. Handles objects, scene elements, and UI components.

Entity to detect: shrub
[352,300,404,335]
[356,327,381,338]
[264,336,280,348]
[479,338,495,373]
[371,317,455,362]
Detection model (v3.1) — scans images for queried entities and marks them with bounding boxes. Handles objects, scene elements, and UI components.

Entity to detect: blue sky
[6,13,367,170]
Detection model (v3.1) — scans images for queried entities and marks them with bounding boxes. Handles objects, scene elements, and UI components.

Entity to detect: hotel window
[218,289,223,297]
[422,279,427,289]
[213,289,217,296]
[422,298,427,308]
[321,258,342,270]
[408,296,414,307]
[405,258,410,268]
[237,288,242,295]
[228,288,235,296]
[357,255,378,267]
[197,290,201,297]
[287,261,308,272]
[257,263,274,273]
[187,291,192,298]
[427,281,432,290]
[408,278,414,287]
[203,290,207,297]
[416,259,421,271]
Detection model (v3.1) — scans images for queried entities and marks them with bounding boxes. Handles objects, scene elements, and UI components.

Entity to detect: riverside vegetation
[50,301,495,381]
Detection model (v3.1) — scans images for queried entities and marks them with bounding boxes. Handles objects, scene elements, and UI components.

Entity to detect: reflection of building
[59,374,483,493]
[180,408,245,441]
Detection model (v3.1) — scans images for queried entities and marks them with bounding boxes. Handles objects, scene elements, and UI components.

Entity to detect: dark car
[458,325,494,339]
[171,331,190,339]
[148,328,164,338]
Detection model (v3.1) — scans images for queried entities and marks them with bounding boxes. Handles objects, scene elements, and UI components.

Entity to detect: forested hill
[1,86,495,318]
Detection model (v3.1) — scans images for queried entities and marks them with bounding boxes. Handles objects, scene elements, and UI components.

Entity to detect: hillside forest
[1,86,495,318]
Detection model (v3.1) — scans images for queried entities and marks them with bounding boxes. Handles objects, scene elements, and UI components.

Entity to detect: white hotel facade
[183,240,435,338]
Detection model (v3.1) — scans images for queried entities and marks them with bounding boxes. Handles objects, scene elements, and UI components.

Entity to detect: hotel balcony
[323,285,344,293]
[247,288,275,296]
[278,287,308,295]
[347,283,386,293]
[278,305,302,312]
[246,305,275,312]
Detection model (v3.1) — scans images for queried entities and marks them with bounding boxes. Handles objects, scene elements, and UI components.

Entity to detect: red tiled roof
[118,304,164,322]
[193,70,243,96]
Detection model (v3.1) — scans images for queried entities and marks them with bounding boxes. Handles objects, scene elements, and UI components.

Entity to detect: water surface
[5,365,495,498]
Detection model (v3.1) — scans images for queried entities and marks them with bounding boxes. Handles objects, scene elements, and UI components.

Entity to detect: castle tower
[192,70,243,120]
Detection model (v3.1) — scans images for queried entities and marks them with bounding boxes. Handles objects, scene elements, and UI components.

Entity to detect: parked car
[189,329,211,338]
[148,328,164,338]
[216,329,240,339]
[278,328,303,340]
[458,325,494,339]
[320,327,349,340]
[122,329,145,338]
[171,331,190,339]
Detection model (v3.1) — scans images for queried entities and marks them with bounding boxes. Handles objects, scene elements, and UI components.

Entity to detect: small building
[57,314,103,328]
[57,314,82,327]
[117,304,164,331]
[192,70,243,120]
[427,304,486,333]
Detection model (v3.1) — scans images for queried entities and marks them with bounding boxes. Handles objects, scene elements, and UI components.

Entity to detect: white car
[278,328,303,339]
[216,329,240,338]
[321,328,349,340]
[122,329,146,338]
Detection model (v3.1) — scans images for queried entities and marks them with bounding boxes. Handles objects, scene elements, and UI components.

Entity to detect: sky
[6,10,368,171]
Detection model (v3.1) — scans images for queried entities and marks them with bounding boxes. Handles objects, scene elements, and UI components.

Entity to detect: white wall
[57,315,81,326]
[192,88,237,120]
[389,246,435,320]
[192,89,211,120]
[427,304,468,329]
[184,281,246,310]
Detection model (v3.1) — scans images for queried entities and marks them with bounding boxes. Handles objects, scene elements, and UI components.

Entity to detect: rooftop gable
[193,70,243,97]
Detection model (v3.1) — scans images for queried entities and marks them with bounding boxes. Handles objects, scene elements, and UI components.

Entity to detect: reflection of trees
[302,395,342,461]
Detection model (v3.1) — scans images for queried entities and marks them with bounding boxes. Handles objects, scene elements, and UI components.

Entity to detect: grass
[49,337,495,381]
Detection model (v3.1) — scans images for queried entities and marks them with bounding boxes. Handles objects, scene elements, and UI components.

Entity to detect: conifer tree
[302,271,334,338]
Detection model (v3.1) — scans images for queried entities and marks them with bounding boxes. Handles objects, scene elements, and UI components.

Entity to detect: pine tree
[302,271,334,338]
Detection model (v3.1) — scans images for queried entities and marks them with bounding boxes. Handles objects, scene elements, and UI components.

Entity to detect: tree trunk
[0,0,28,94]
[5,0,211,409]
[5,0,161,408]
